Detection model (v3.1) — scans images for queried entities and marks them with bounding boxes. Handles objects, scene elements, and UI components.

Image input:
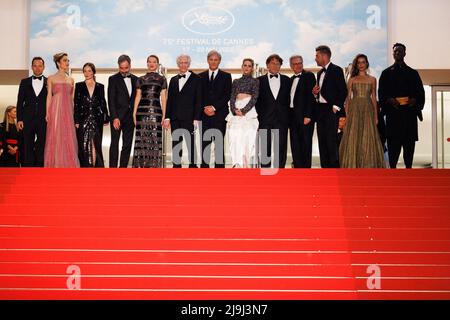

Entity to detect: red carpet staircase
[0,168,450,300]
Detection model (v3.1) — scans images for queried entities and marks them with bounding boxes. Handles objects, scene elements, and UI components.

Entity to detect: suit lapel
[117,74,130,98]
[211,70,221,85]
[172,76,180,93]
[131,76,137,95]
[180,73,194,94]
[264,76,277,101]
[28,77,37,98]
[81,81,89,97]
[293,74,303,101]
[322,63,333,92]
[275,76,285,101]
[93,82,100,98]
[42,77,48,96]
[203,70,213,89]
[317,70,323,86]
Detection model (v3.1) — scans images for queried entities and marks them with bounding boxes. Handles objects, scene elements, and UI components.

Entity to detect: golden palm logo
[182,6,235,35]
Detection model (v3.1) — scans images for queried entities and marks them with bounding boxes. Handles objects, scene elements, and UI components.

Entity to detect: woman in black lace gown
[132,55,167,168]
[74,63,109,167]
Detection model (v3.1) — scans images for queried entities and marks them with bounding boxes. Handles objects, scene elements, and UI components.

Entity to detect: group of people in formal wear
[0,43,425,169]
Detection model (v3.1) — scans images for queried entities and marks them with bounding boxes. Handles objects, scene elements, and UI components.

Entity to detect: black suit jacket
[256,74,291,127]
[16,76,48,123]
[291,71,316,124]
[165,72,203,122]
[107,73,137,121]
[74,82,109,125]
[199,70,232,122]
[316,63,348,117]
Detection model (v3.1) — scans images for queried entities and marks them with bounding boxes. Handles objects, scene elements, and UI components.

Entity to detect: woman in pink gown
[44,52,80,168]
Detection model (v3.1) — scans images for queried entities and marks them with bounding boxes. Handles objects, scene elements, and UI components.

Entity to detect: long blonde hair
[3,106,16,132]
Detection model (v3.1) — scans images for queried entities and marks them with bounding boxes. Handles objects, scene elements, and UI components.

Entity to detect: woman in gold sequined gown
[339,54,385,168]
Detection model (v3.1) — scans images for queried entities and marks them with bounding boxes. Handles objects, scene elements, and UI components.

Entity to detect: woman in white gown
[226,59,260,168]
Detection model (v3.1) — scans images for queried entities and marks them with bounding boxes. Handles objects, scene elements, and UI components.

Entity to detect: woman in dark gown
[74,63,109,167]
[132,55,167,168]
[1,106,20,167]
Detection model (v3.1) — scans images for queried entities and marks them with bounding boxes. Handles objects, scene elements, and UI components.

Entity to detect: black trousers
[289,115,314,168]
[109,112,134,168]
[201,117,226,168]
[259,123,288,169]
[171,120,197,168]
[316,104,339,168]
[21,118,46,167]
[387,138,416,169]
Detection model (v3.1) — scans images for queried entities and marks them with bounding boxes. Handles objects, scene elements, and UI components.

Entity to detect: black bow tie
[32,76,43,81]
[179,74,186,79]
[321,68,327,73]
[122,74,131,78]
[293,74,301,79]
[270,74,279,79]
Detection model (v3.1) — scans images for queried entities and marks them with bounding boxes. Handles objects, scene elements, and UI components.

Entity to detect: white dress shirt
[123,77,132,97]
[268,73,280,99]
[290,73,302,109]
[178,71,191,91]
[32,75,44,97]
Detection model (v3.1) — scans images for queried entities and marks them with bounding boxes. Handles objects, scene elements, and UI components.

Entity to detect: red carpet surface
[0,168,450,300]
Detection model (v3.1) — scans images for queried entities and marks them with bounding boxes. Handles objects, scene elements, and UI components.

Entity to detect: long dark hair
[350,54,369,78]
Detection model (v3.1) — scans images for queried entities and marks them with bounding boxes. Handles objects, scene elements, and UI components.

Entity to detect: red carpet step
[1,169,450,300]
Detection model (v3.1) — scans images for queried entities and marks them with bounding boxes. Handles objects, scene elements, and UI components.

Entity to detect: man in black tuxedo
[199,50,232,168]
[256,54,291,168]
[163,55,202,168]
[16,57,48,167]
[313,45,348,168]
[378,43,425,169]
[289,55,316,168]
[108,55,138,168]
